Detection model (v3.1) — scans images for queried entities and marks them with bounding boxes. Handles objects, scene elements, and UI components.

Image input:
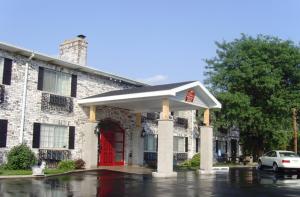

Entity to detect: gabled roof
[86,81,196,99]
[0,42,146,87]
[78,81,222,112]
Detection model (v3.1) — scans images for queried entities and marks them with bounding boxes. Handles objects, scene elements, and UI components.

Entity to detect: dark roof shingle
[85,81,196,99]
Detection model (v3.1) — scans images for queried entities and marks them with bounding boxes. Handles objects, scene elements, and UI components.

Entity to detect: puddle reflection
[0,169,300,197]
[257,171,300,186]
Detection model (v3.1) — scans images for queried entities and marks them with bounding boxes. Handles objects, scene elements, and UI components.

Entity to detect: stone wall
[0,49,135,163]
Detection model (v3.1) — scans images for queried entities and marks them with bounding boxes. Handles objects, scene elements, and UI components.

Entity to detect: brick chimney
[59,35,88,66]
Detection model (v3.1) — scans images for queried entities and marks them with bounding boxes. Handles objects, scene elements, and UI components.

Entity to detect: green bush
[178,153,200,170]
[6,144,37,170]
[74,159,85,169]
[190,153,200,167]
[58,160,75,170]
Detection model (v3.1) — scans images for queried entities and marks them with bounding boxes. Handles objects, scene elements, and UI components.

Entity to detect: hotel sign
[185,89,195,103]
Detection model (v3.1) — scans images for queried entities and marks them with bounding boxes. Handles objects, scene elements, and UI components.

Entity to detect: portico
[78,81,221,177]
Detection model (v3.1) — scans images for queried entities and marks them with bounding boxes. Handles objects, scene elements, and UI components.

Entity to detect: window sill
[40,91,71,98]
[39,148,69,151]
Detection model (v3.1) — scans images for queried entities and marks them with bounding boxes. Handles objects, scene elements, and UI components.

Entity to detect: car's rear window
[279,152,298,157]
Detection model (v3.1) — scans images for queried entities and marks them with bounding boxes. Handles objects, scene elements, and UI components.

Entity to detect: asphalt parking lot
[0,168,300,197]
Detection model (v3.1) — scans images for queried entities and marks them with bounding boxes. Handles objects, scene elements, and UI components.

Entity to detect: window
[0,57,4,84]
[43,68,72,97]
[279,152,298,157]
[270,151,277,157]
[216,141,227,155]
[265,151,276,157]
[40,124,68,149]
[144,134,157,152]
[173,136,185,153]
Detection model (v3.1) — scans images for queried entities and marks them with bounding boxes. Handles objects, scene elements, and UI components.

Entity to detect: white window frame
[40,124,69,149]
[43,68,72,97]
[173,136,185,153]
[0,57,4,84]
[144,134,157,152]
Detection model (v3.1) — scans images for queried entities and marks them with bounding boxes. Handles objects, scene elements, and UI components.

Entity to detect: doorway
[98,119,125,166]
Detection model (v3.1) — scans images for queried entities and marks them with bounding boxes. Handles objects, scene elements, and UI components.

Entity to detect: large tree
[205,34,300,158]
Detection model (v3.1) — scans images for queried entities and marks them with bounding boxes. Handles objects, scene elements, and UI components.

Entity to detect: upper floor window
[0,58,4,84]
[0,57,12,85]
[43,69,71,97]
[38,67,77,97]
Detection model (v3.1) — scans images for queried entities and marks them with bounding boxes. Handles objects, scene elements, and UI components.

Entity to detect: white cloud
[137,74,168,85]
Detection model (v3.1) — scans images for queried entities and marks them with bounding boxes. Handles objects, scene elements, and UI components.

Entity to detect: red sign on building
[185,89,196,103]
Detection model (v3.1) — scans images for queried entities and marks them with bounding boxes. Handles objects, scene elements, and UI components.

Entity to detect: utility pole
[292,108,298,153]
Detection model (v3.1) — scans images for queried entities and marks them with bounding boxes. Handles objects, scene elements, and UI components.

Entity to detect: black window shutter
[0,119,8,148]
[32,123,41,148]
[69,126,75,149]
[71,75,77,97]
[37,67,44,90]
[196,138,199,153]
[185,137,188,152]
[3,58,12,85]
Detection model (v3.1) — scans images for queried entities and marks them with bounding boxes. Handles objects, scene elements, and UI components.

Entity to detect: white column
[82,122,98,169]
[152,119,177,177]
[131,128,144,165]
[199,126,214,174]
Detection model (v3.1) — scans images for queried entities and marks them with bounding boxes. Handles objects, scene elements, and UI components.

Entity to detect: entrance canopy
[78,81,221,112]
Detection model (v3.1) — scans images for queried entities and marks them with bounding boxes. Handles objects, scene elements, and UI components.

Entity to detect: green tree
[205,34,300,159]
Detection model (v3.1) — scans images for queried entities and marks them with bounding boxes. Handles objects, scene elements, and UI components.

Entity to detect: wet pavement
[1,168,300,197]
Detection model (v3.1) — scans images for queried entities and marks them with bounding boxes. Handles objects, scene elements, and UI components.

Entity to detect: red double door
[99,129,125,166]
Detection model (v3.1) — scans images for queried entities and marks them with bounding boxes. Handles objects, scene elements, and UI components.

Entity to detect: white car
[258,150,300,172]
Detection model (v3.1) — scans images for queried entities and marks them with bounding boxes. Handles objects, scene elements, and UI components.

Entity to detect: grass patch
[0,170,32,176]
[44,168,70,175]
[0,168,72,176]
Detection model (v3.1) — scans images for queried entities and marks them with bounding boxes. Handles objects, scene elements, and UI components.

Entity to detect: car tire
[273,163,279,173]
[258,160,264,170]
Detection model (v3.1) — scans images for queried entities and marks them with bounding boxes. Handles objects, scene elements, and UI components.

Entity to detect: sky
[0,0,299,84]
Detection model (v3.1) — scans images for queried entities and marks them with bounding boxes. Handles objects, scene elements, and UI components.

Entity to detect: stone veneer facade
[0,42,201,166]
[0,38,239,166]
[0,47,139,164]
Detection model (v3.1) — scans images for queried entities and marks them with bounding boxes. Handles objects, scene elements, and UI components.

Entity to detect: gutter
[20,52,35,144]
[0,42,148,87]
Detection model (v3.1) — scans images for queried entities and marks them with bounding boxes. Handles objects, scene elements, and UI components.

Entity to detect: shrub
[6,144,37,170]
[190,153,200,167]
[74,159,85,169]
[58,160,75,170]
[178,153,200,170]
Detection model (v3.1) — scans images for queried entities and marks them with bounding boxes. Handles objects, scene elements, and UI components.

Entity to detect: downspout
[191,110,194,157]
[20,53,35,144]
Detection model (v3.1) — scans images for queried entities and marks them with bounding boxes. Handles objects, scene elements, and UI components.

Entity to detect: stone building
[0,35,237,175]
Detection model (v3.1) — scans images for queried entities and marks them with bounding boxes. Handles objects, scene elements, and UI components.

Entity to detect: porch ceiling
[77,81,221,112]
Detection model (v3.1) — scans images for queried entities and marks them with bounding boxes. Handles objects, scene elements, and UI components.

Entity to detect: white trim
[171,81,221,109]
[78,81,222,109]
[77,90,175,105]
[168,97,207,108]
